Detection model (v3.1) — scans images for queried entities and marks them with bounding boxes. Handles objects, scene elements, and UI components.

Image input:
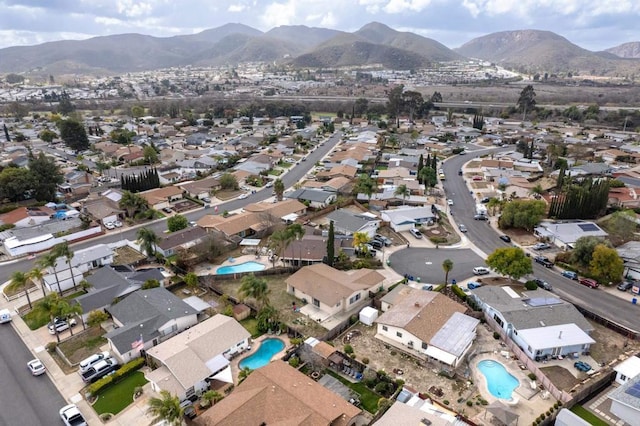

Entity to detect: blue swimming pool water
[216,261,266,275]
[477,360,519,399]
[239,338,285,370]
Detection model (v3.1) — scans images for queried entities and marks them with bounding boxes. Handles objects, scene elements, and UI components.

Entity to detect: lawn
[570,405,609,426]
[3,280,37,297]
[22,290,85,330]
[93,372,148,415]
[279,162,293,169]
[327,370,381,414]
[240,317,262,338]
[268,169,283,176]
[57,326,107,363]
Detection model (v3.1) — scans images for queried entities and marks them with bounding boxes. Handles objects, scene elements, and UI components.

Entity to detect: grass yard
[22,290,85,330]
[3,280,37,297]
[570,405,609,426]
[240,317,262,338]
[215,189,242,201]
[327,371,381,414]
[279,162,293,169]
[268,169,283,176]
[93,372,148,416]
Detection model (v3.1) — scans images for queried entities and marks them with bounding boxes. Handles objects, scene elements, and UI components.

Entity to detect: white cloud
[261,1,297,28]
[228,4,246,12]
[358,0,387,13]
[115,0,154,18]
[320,12,337,27]
[383,0,433,14]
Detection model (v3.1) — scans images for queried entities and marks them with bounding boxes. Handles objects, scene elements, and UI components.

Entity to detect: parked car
[374,234,392,246]
[202,197,211,203]
[578,277,599,288]
[617,281,634,291]
[113,220,123,228]
[480,197,491,203]
[183,404,197,420]
[561,270,578,280]
[59,404,88,426]
[79,351,111,372]
[533,278,553,291]
[104,222,115,230]
[409,228,423,239]
[474,214,487,220]
[447,199,454,206]
[467,281,482,290]
[534,256,554,268]
[370,239,383,250]
[265,181,274,188]
[574,361,592,372]
[162,207,172,214]
[80,357,119,383]
[473,266,490,275]
[27,358,46,376]
[0,308,12,324]
[458,224,468,233]
[533,242,551,250]
[48,317,77,335]
[238,193,249,199]
[499,235,511,243]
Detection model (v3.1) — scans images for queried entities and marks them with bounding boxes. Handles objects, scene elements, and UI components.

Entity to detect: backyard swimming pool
[239,338,285,370]
[216,261,266,275]
[477,359,519,399]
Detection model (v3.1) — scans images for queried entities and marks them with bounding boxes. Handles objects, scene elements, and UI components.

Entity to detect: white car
[238,193,249,200]
[59,404,87,426]
[113,220,123,228]
[79,351,111,372]
[473,267,490,275]
[447,199,454,206]
[104,222,115,230]
[48,317,77,335]
[27,358,46,376]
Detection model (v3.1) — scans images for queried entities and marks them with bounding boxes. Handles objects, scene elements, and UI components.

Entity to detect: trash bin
[386,259,391,266]
[633,298,637,305]
[451,279,457,286]
[416,277,421,283]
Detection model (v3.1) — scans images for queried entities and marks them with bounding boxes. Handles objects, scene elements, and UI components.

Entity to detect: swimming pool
[216,261,266,275]
[239,338,285,370]
[477,360,519,399]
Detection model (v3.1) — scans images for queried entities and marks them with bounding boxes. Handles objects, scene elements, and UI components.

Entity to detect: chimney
[414,302,420,308]
[558,331,562,339]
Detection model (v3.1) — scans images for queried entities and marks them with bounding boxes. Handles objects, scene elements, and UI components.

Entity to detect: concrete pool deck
[231,334,291,384]
[193,254,271,276]
[471,353,556,425]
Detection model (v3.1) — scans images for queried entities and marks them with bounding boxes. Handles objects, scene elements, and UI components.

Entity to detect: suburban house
[146,314,250,403]
[534,221,608,250]
[286,188,336,209]
[82,195,125,226]
[156,226,209,257]
[375,287,478,367]
[614,356,640,386]
[0,206,56,228]
[381,206,437,232]
[316,164,358,181]
[178,176,221,199]
[616,241,640,282]
[57,243,114,273]
[326,209,380,238]
[302,176,352,193]
[469,286,595,360]
[75,265,165,320]
[609,374,640,426]
[139,186,184,210]
[193,360,363,426]
[43,267,84,294]
[104,287,199,362]
[375,386,464,425]
[282,237,347,266]
[285,264,386,322]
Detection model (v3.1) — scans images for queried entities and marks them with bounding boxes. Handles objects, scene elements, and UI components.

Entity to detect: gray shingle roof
[286,188,334,203]
[325,209,378,234]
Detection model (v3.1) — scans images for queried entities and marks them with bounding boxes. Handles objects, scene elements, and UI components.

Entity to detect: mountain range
[0,22,638,77]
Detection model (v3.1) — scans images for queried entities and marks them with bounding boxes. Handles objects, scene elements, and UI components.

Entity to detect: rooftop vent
[414,302,420,307]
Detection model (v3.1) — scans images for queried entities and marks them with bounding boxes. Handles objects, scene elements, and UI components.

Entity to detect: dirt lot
[55,327,108,373]
[112,246,146,265]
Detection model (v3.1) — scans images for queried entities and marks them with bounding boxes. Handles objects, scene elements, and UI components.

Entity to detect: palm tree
[27,266,47,298]
[119,190,149,218]
[287,223,305,266]
[57,299,83,335]
[39,253,62,296]
[10,271,31,309]
[146,390,183,426]
[395,184,410,205]
[137,227,159,258]
[239,274,270,309]
[200,390,223,408]
[530,184,544,198]
[270,228,294,266]
[238,367,253,384]
[353,231,371,255]
[54,242,77,291]
[487,198,501,215]
[442,259,454,285]
[354,174,376,202]
[274,178,285,201]
[38,293,63,342]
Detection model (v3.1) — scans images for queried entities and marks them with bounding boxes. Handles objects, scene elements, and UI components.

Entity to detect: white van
[79,351,110,372]
[0,309,11,324]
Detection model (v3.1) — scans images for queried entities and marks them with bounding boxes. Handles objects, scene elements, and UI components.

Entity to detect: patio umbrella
[485,400,519,425]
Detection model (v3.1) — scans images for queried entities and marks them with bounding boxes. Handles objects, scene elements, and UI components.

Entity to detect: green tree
[239,274,270,309]
[607,210,637,240]
[326,220,335,267]
[167,214,189,232]
[402,90,424,122]
[53,242,77,291]
[37,293,64,342]
[442,259,453,284]
[499,200,546,231]
[146,390,183,426]
[10,271,32,309]
[0,166,36,202]
[220,173,239,190]
[57,299,83,335]
[486,247,533,281]
[394,184,410,205]
[354,173,376,201]
[57,119,89,152]
[119,190,149,218]
[131,105,145,119]
[137,228,159,258]
[354,98,369,117]
[590,244,624,285]
[353,231,371,255]
[238,367,253,384]
[274,178,285,201]
[199,390,223,408]
[184,272,199,293]
[27,266,47,298]
[86,310,109,327]
[143,145,158,164]
[142,279,161,289]
[571,236,609,268]
[28,152,64,201]
[38,253,63,296]
[38,128,58,143]
[387,84,404,123]
[419,167,437,189]
[430,91,443,103]
[517,85,536,120]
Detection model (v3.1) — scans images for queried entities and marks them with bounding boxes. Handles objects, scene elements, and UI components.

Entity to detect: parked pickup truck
[80,357,119,383]
[534,256,554,268]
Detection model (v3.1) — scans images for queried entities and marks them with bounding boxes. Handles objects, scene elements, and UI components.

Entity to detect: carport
[484,400,520,425]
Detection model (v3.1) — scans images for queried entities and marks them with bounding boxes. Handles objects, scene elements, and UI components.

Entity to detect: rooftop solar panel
[526,297,563,307]
[578,223,599,232]
[625,382,640,398]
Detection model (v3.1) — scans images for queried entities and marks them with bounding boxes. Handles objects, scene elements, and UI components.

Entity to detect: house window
[336,301,341,307]
[349,293,361,304]
[621,374,627,381]
[382,325,388,331]
[396,331,403,338]
[422,342,428,349]
[527,345,532,352]
[313,298,320,307]
[513,330,518,336]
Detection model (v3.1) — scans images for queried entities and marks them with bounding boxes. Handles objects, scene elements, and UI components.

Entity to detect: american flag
[131,335,144,351]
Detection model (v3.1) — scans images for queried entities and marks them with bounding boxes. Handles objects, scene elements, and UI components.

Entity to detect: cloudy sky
[0,0,638,51]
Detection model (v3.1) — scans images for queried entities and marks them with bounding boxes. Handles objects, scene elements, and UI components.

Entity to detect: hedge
[88,357,145,395]
[451,284,467,301]
[433,283,447,292]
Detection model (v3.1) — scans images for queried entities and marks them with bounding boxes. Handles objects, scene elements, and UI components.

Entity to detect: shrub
[443,400,450,405]
[493,331,500,340]
[525,280,538,290]
[288,356,300,368]
[364,378,376,389]
[350,353,356,359]
[466,400,473,406]
[433,283,446,292]
[528,373,537,381]
[362,357,370,365]
[390,350,397,356]
[46,342,57,353]
[450,285,467,301]
[375,382,389,394]
[343,344,353,354]
[87,357,145,395]
[480,398,488,405]
[429,236,447,244]
[553,402,560,409]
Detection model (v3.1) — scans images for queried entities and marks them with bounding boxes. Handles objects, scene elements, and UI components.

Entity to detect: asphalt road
[388,248,485,284]
[0,324,68,425]
[440,148,640,333]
